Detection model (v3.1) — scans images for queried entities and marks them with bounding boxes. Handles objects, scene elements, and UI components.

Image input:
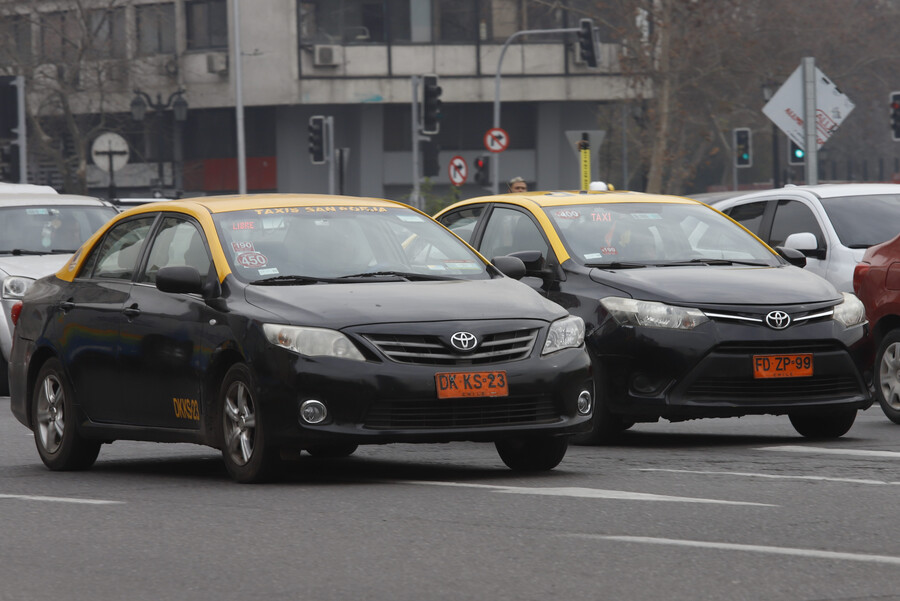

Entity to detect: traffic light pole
[802,57,818,185]
[492,25,587,195]
[410,76,431,210]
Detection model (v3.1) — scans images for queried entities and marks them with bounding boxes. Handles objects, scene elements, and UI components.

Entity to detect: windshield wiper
[251,274,345,285]
[584,261,647,269]
[682,258,770,267]
[339,270,454,281]
[0,249,46,255]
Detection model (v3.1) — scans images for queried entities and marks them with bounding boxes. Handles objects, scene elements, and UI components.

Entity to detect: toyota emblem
[765,310,791,330]
[450,331,478,351]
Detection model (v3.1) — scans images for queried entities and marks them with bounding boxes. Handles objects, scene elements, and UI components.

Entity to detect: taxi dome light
[300,400,328,424]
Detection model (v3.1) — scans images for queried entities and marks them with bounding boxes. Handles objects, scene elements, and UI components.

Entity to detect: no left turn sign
[484,127,509,153]
[448,155,467,186]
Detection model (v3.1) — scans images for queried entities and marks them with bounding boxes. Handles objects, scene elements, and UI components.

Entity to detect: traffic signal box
[733,128,751,168]
[308,115,325,164]
[891,92,900,141]
[422,141,440,177]
[577,19,599,68]
[788,139,805,165]
[474,154,490,186]
[421,75,442,135]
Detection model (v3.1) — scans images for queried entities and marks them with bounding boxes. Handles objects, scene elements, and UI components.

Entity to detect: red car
[853,235,900,423]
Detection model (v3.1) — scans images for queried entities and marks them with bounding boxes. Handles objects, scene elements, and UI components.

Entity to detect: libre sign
[762,64,854,150]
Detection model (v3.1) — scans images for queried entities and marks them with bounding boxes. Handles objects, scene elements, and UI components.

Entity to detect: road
[1,400,899,601]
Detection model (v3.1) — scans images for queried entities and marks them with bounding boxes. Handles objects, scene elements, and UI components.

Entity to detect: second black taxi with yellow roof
[435,190,873,443]
[9,194,592,482]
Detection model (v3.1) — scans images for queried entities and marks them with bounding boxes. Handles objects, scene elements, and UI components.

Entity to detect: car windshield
[0,204,117,254]
[213,205,490,283]
[543,202,780,267]
[820,194,900,248]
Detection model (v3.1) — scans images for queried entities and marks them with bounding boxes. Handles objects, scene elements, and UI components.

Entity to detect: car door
[117,214,215,429]
[61,215,157,424]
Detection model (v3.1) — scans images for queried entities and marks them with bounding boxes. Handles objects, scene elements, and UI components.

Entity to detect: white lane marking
[759,445,900,458]
[400,481,775,506]
[635,468,900,486]
[0,493,123,505]
[571,535,900,566]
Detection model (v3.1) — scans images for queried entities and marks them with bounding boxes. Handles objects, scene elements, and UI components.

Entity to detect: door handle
[58,300,74,313]
[122,305,141,318]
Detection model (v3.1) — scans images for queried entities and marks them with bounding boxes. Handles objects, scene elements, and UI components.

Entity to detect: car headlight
[833,292,866,327]
[542,315,585,355]
[262,324,365,361]
[601,297,709,329]
[2,276,35,300]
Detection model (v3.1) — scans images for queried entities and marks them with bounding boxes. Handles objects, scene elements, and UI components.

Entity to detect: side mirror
[783,232,825,259]
[491,255,526,280]
[156,265,204,294]
[775,246,807,268]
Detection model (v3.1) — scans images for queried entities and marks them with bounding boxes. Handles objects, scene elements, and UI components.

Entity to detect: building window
[40,11,79,63]
[299,0,397,44]
[186,0,227,50]
[0,15,32,64]
[88,8,127,59]
[137,3,176,55]
[435,0,476,43]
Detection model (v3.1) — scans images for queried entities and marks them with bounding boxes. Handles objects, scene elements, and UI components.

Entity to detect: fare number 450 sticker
[232,241,268,268]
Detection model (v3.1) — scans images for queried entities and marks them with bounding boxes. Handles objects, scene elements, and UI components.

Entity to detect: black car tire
[495,436,568,471]
[874,329,900,424]
[789,409,857,439]
[219,363,281,483]
[32,358,101,471]
[306,444,359,458]
[0,358,9,397]
[570,358,633,446]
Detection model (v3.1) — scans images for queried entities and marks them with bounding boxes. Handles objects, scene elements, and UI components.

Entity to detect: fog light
[577,390,593,415]
[299,400,328,424]
[630,372,668,395]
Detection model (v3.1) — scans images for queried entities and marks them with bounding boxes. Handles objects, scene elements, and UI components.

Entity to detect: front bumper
[252,344,593,447]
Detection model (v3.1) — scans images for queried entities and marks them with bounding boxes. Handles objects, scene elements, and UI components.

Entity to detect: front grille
[686,374,862,402]
[364,328,539,366]
[364,396,559,429]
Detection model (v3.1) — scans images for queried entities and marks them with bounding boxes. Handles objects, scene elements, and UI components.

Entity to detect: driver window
[140,217,211,284]
[769,200,824,249]
[86,216,156,280]
[480,207,548,260]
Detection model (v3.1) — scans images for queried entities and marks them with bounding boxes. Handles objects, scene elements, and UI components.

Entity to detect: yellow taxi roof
[445,190,699,211]
[116,193,408,218]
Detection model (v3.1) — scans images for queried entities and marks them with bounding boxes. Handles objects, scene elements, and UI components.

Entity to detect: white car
[0,191,118,394]
[713,183,900,292]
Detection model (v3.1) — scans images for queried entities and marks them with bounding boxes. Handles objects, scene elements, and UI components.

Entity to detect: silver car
[0,191,118,394]
[713,183,900,293]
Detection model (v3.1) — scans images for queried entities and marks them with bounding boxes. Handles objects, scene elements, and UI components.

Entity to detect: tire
[219,363,281,483]
[495,436,568,472]
[789,408,857,439]
[0,357,9,397]
[31,358,101,471]
[874,329,900,424]
[570,359,632,445]
[306,444,359,458]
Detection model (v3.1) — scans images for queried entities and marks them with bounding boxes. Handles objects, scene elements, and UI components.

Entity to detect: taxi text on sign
[762,64,854,150]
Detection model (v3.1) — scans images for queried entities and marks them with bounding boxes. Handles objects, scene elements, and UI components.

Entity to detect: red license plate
[435,371,508,399]
[752,354,813,379]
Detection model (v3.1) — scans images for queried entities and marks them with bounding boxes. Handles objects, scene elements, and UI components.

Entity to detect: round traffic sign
[91,132,130,172]
[448,155,468,186]
[484,127,509,153]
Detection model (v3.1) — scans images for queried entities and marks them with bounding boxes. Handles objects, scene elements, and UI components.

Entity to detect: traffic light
[788,139,805,165]
[0,76,17,140]
[474,154,490,186]
[308,115,325,164]
[421,74,442,135]
[0,144,19,183]
[422,141,440,177]
[733,128,751,167]
[576,18,599,68]
[891,91,900,141]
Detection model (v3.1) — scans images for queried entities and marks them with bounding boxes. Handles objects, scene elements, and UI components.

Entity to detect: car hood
[589,264,841,306]
[0,253,71,278]
[243,277,568,328]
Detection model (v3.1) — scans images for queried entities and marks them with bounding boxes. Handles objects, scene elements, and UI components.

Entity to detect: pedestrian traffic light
[421,74,442,135]
[733,128,751,167]
[422,141,440,177]
[308,115,325,164]
[788,139,805,165]
[576,18,599,68]
[891,91,900,141]
[474,154,490,186]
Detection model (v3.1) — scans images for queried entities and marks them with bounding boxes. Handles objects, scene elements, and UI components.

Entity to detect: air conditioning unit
[313,44,341,67]
[206,52,228,75]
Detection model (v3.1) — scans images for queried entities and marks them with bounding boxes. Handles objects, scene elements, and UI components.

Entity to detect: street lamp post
[762,82,780,189]
[130,88,188,194]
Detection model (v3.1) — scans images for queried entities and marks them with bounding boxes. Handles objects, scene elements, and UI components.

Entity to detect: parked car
[713,183,900,292]
[9,194,593,482]
[0,192,118,395]
[435,190,873,443]
[852,233,900,423]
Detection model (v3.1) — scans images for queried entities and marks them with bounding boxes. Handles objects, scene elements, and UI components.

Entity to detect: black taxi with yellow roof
[9,194,592,482]
[435,190,872,442]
